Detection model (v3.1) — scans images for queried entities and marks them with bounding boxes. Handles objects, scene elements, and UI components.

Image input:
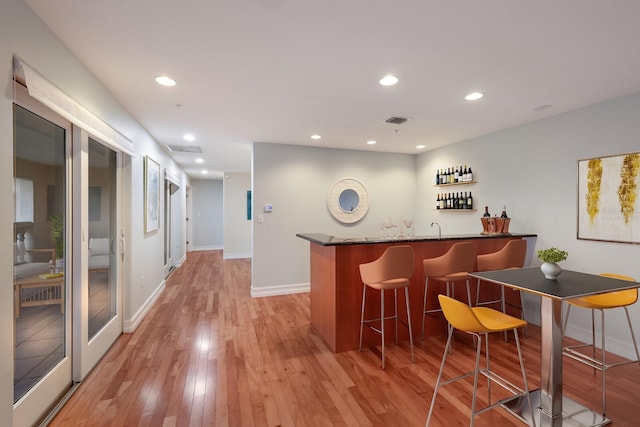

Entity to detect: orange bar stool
[562,273,640,416]
[425,295,535,427]
[475,239,528,337]
[421,241,476,339]
[359,245,415,369]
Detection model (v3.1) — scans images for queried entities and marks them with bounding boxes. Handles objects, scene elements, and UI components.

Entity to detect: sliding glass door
[13,93,72,426]
[73,131,123,380]
[13,84,124,425]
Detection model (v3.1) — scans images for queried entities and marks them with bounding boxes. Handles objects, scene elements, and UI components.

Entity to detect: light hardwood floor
[50,251,640,426]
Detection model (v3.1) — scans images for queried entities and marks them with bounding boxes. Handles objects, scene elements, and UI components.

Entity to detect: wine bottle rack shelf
[434,181,476,187]
[436,209,477,212]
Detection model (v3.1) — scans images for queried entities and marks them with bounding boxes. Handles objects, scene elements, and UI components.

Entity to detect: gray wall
[251,92,640,360]
[1,1,188,423]
[223,172,252,259]
[190,179,223,249]
[416,92,640,359]
[252,142,416,293]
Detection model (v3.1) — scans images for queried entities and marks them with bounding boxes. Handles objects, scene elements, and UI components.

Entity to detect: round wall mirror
[338,188,359,212]
[327,178,369,223]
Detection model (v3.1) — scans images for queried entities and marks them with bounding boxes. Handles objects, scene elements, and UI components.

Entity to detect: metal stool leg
[405,287,414,363]
[425,324,455,426]
[394,288,399,345]
[381,289,385,369]
[359,285,366,351]
[422,278,429,340]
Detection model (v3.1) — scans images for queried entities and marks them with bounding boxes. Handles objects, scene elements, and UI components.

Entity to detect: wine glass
[403,218,414,237]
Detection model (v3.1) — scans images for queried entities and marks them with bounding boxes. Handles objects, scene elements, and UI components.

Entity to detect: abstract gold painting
[578,152,640,243]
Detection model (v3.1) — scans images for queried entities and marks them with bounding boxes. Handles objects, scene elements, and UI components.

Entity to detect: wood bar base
[300,233,535,353]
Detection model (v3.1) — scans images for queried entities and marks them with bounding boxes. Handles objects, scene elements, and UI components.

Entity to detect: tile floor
[13,271,111,401]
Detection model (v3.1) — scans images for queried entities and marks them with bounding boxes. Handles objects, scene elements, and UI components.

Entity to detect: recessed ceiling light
[464,92,484,101]
[195,158,204,163]
[416,144,426,149]
[183,133,195,141]
[155,75,176,86]
[201,170,208,175]
[379,75,399,86]
[311,134,321,140]
[367,140,377,145]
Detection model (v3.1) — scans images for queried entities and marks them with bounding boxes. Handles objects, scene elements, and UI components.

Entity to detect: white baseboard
[223,251,252,260]
[175,254,186,267]
[123,280,166,333]
[189,245,223,252]
[251,282,310,297]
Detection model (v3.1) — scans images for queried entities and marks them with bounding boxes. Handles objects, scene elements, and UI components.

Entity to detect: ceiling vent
[385,116,408,125]
[167,144,203,153]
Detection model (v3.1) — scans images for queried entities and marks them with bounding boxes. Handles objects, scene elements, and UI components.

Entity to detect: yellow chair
[359,245,415,369]
[425,295,534,427]
[562,273,640,416]
[422,242,476,339]
[476,239,528,338]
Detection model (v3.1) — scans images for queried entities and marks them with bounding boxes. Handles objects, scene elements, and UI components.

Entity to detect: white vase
[541,262,562,280]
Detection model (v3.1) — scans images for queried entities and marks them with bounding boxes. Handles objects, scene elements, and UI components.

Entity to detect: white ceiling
[24,0,640,178]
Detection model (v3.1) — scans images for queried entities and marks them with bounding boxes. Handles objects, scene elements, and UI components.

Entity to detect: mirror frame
[327,178,369,223]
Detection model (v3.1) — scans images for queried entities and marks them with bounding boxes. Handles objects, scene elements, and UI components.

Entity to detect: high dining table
[470,267,640,427]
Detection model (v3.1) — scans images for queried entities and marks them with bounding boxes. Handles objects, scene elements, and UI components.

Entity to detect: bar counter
[297,232,537,353]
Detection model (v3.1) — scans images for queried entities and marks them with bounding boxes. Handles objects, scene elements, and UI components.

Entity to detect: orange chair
[562,273,640,416]
[475,239,527,337]
[359,245,415,369]
[421,242,476,339]
[425,295,534,426]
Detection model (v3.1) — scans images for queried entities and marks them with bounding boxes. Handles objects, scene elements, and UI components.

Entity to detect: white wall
[223,172,252,259]
[190,179,223,250]
[252,142,416,295]
[251,94,640,360]
[1,1,188,423]
[416,92,640,359]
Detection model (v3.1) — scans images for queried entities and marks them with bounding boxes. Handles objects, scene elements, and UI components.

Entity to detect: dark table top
[296,232,537,246]
[470,267,639,300]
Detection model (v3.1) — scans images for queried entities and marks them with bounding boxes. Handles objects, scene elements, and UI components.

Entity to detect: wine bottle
[500,206,508,218]
[454,167,459,183]
[483,206,490,217]
[467,191,473,209]
[440,193,445,210]
[467,166,473,182]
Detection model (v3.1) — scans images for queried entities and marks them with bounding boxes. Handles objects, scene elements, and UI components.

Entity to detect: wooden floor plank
[49,250,640,426]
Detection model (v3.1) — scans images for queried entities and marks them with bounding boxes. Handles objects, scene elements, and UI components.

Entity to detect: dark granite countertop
[296,232,537,246]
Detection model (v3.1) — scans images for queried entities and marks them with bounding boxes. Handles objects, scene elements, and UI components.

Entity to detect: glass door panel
[13,102,72,424]
[88,138,117,340]
[74,132,122,381]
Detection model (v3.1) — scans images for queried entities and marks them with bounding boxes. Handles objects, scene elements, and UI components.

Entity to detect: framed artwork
[577,152,640,243]
[144,156,160,233]
[247,190,252,220]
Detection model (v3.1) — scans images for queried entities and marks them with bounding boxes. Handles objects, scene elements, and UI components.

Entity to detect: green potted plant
[49,212,64,267]
[537,247,568,279]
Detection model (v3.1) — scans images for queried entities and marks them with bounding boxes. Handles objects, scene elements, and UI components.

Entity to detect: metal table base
[503,389,611,427]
